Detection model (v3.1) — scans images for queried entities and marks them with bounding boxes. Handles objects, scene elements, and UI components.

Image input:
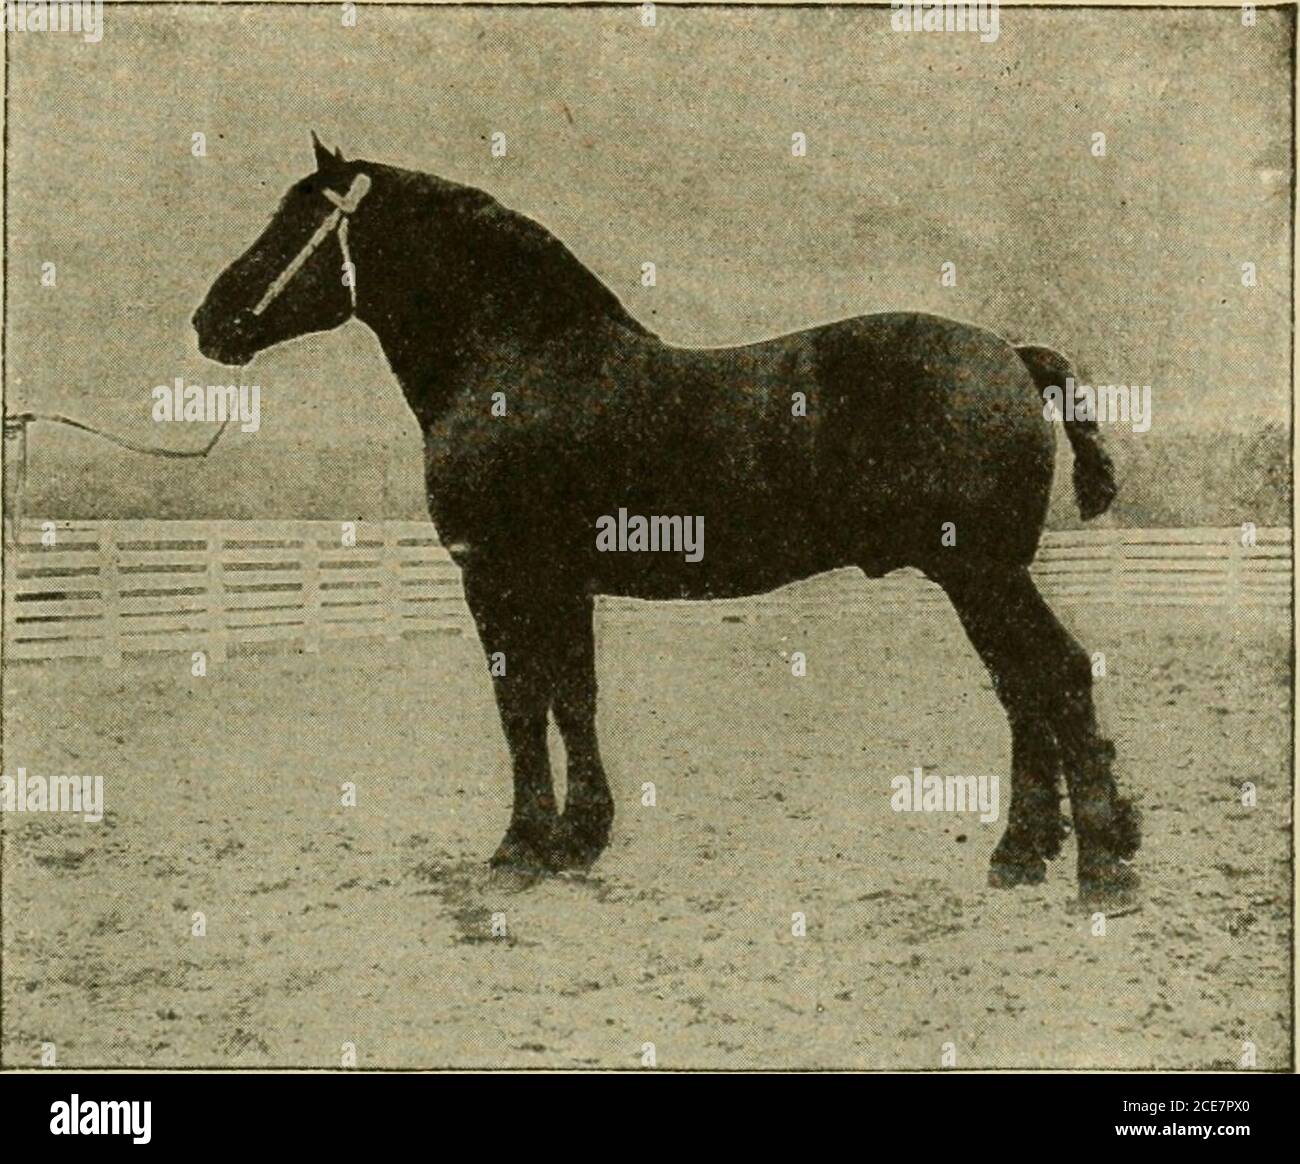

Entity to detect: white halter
[250,172,372,317]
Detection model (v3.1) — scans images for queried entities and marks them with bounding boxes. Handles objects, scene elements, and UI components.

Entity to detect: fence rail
[1,521,1290,665]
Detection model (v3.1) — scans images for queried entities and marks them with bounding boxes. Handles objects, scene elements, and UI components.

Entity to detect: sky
[2,2,1293,480]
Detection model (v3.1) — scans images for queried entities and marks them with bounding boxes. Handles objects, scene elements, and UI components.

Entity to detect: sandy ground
[1,584,1291,1070]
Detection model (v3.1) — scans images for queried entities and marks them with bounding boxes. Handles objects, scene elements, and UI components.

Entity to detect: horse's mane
[385,164,657,340]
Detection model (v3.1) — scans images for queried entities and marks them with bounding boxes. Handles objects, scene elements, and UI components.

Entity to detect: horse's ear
[311,131,343,173]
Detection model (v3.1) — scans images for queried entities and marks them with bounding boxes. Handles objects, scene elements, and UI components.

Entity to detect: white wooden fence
[2,520,464,665]
[0,522,1290,665]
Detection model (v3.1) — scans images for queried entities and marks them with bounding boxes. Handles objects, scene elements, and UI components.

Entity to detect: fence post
[1227,529,1245,639]
[208,527,228,664]
[3,524,20,659]
[382,522,402,643]
[302,523,321,653]
[102,530,122,667]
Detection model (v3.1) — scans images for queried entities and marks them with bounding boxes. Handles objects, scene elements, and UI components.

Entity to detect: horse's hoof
[489,828,553,875]
[990,826,1049,887]
[1077,859,1140,913]
[547,812,611,871]
[988,854,1046,888]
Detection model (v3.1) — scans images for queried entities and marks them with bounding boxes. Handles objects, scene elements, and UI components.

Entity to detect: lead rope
[3,410,232,459]
[2,408,235,544]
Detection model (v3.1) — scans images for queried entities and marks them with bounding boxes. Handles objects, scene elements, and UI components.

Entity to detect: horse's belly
[584,517,845,600]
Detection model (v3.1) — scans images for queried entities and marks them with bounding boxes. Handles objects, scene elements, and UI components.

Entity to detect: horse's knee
[552,675,597,723]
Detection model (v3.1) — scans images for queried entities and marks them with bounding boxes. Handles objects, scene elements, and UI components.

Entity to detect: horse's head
[193,134,372,366]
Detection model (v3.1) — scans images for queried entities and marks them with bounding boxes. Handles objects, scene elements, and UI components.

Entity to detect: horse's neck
[356,272,604,428]
[351,243,624,429]
[352,182,641,428]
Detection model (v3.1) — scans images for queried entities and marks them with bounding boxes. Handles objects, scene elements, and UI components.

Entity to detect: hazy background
[2,3,1292,525]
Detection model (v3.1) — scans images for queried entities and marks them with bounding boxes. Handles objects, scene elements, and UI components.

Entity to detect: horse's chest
[420,420,535,539]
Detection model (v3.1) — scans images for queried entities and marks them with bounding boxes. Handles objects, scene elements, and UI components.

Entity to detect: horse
[193,135,1140,907]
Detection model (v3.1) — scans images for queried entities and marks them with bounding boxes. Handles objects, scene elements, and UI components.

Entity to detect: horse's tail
[1015,344,1118,521]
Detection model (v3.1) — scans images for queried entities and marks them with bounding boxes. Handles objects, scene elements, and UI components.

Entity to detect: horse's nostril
[192,304,215,335]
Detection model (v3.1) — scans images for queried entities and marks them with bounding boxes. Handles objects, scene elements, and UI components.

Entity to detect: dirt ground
[1,581,1291,1070]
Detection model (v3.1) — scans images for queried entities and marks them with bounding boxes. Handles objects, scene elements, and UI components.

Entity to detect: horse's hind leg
[549,594,614,869]
[932,563,1068,886]
[933,561,1138,905]
[1032,605,1141,908]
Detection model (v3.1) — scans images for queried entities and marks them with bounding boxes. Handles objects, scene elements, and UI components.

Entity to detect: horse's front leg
[989,710,1065,887]
[461,563,560,872]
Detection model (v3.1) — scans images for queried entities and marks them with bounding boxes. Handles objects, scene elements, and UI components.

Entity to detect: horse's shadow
[409,853,605,945]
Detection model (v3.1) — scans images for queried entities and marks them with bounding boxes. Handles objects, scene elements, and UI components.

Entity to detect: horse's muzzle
[193,306,257,367]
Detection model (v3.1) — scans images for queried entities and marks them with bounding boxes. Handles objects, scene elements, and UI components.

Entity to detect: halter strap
[251,172,372,317]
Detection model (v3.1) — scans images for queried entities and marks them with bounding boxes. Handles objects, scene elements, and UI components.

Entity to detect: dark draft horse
[194,138,1140,907]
